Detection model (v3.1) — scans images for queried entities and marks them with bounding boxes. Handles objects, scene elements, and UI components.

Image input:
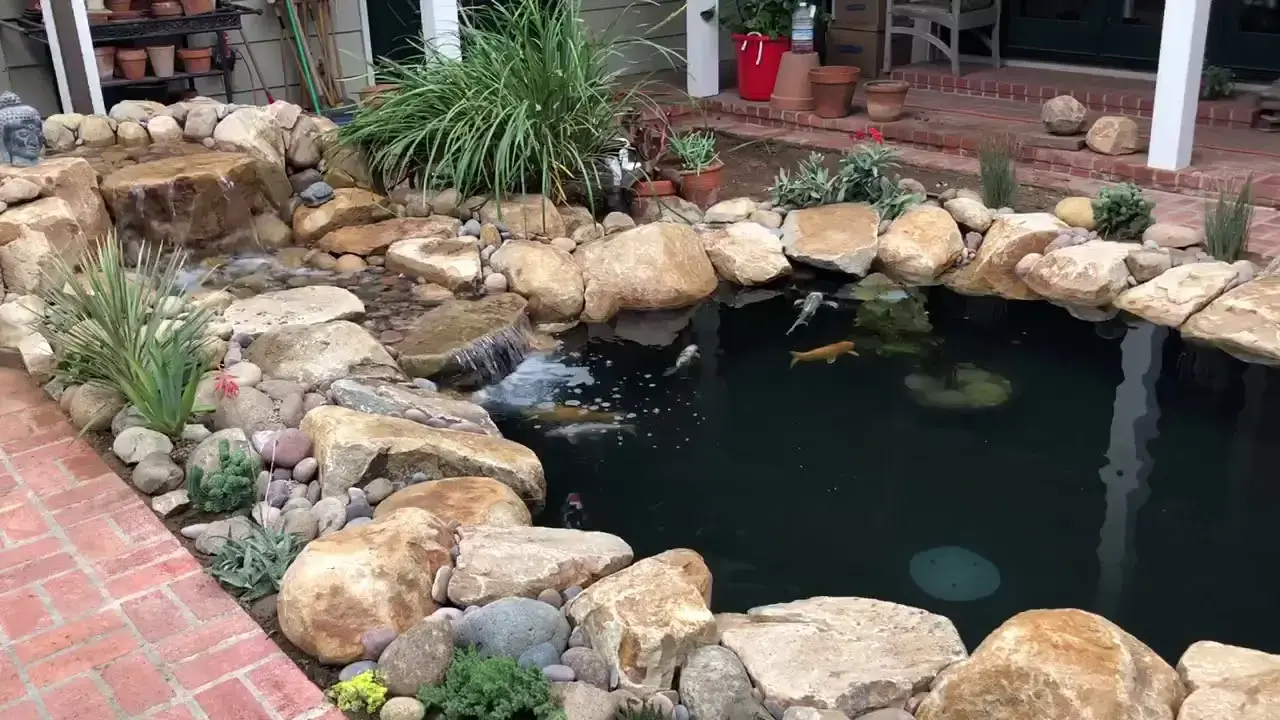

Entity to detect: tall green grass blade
[978,133,1020,209]
[1203,176,1254,263]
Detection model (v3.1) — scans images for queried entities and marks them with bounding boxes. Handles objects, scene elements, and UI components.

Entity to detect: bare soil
[712,135,1068,212]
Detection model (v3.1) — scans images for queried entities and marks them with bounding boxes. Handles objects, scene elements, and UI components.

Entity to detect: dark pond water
[476,277,1280,662]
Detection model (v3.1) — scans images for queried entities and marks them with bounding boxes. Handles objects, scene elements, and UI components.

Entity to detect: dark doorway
[367,0,423,63]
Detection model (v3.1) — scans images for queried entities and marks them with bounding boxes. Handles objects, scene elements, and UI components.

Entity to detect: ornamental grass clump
[1203,176,1254,262]
[418,648,564,720]
[670,130,720,172]
[187,439,257,513]
[978,133,1020,209]
[40,237,214,437]
[337,0,675,205]
[209,525,302,601]
[1093,182,1155,241]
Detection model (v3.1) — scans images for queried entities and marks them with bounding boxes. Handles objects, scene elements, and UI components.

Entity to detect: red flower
[853,130,866,140]
[868,127,884,143]
[214,369,239,400]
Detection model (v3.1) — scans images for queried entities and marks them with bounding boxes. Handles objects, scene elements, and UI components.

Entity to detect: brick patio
[0,368,339,720]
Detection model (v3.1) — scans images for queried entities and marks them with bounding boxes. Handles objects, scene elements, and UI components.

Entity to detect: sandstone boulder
[245,321,403,387]
[574,223,717,323]
[679,645,755,720]
[213,107,286,168]
[79,115,116,147]
[703,197,758,224]
[1125,248,1172,283]
[1086,116,1141,155]
[329,378,500,435]
[916,609,1182,720]
[396,294,531,378]
[302,406,546,508]
[386,237,481,292]
[944,212,1069,299]
[1023,240,1134,306]
[68,383,126,432]
[316,216,461,256]
[721,597,966,717]
[448,525,632,606]
[100,152,288,251]
[1143,223,1204,249]
[698,222,792,286]
[0,157,109,241]
[374,476,531,526]
[1114,262,1239,327]
[876,206,964,284]
[942,197,993,233]
[780,203,880,275]
[1177,641,1280,720]
[1182,275,1280,364]
[286,114,331,169]
[146,115,182,144]
[566,549,716,693]
[1042,95,1088,135]
[292,188,393,244]
[479,195,565,238]
[277,507,453,664]
[0,197,86,263]
[490,240,586,322]
[223,285,365,337]
[109,99,166,124]
[0,227,57,294]
[1054,196,1096,229]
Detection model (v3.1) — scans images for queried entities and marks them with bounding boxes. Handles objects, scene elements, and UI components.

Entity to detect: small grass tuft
[669,130,720,172]
[978,133,1020,209]
[1203,176,1255,262]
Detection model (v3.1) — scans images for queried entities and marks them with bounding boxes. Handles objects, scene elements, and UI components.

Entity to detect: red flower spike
[214,369,239,399]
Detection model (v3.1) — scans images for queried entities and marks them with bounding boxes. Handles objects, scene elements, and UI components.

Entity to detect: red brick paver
[0,368,333,720]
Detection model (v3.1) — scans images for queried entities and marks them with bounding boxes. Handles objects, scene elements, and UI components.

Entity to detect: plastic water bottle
[792,0,816,54]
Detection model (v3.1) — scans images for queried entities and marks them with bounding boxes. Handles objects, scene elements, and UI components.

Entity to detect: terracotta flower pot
[864,79,910,122]
[116,48,147,80]
[770,51,820,112]
[88,10,112,23]
[358,83,399,106]
[105,0,130,10]
[630,177,676,218]
[131,0,151,10]
[146,45,176,77]
[151,1,182,16]
[110,9,144,21]
[809,65,860,119]
[678,161,725,209]
[177,47,213,73]
[180,0,214,14]
[94,46,116,80]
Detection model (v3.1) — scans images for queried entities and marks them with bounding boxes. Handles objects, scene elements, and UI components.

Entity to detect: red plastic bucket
[734,33,792,102]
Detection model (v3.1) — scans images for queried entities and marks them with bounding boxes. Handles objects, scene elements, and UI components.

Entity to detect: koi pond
[476,277,1280,663]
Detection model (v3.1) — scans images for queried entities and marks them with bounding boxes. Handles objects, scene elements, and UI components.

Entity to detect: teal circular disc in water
[909,546,1000,602]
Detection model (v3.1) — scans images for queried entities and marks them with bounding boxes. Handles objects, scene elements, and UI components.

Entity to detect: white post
[422,0,460,60]
[1148,0,1211,171]
[686,0,719,97]
[42,0,105,115]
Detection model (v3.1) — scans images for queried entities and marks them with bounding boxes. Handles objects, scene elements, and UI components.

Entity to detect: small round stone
[675,705,690,720]
[537,588,563,608]
[345,500,374,522]
[542,664,576,682]
[334,254,367,273]
[345,517,372,529]
[404,408,428,424]
[410,471,429,485]
[339,660,378,681]
[483,273,508,294]
[379,329,404,344]
[432,566,452,604]
[647,692,674,718]
[568,626,589,649]
[380,696,427,720]
[232,332,254,348]
[431,607,464,623]
[292,457,318,483]
[518,642,561,669]
[413,378,437,391]
[563,585,584,601]
[361,627,397,661]
[561,647,609,689]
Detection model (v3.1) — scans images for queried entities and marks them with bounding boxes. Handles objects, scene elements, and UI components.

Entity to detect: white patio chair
[883,0,1002,77]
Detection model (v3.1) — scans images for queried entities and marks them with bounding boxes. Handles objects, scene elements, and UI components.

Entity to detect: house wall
[0,0,62,116]
[579,0,735,78]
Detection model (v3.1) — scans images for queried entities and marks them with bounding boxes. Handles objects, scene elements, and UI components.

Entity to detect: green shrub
[1201,65,1235,100]
[770,144,918,220]
[187,439,257,513]
[336,0,674,204]
[41,238,215,436]
[418,648,565,720]
[978,133,1020,209]
[1203,176,1254,262]
[721,0,795,38]
[669,130,720,172]
[328,671,389,715]
[1092,182,1155,241]
[209,525,302,601]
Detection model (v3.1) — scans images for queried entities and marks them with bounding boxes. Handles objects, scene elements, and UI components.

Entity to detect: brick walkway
[0,368,338,720]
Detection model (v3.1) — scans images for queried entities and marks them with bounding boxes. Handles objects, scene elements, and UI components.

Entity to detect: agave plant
[337,0,680,205]
[40,237,215,436]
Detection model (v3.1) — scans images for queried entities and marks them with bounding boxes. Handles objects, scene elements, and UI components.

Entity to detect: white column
[422,0,460,60]
[1148,0,1212,171]
[686,0,719,97]
[43,0,104,115]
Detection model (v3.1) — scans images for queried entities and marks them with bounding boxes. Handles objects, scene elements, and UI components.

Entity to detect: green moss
[418,648,564,720]
[327,670,388,715]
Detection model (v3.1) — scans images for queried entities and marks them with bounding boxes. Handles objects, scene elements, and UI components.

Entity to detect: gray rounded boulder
[378,615,454,697]
[679,645,755,720]
[453,596,570,660]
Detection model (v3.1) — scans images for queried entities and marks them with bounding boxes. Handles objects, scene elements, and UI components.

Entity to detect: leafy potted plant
[621,109,678,218]
[670,129,724,208]
[723,0,794,102]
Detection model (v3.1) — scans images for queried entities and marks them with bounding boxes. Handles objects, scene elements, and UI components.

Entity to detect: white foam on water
[471,353,596,410]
